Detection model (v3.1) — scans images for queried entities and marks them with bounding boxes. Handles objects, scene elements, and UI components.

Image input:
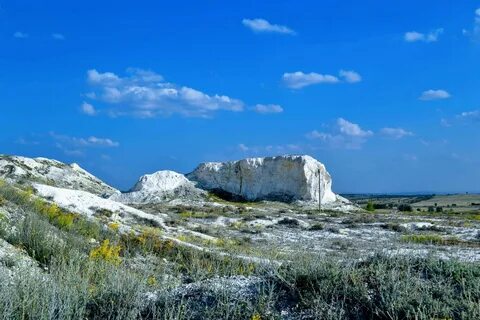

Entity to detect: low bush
[8,213,68,266]
[398,204,413,212]
[89,239,122,265]
[277,254,480,319]
[309,223,324,231]
[401,234,462,246]
[365,200,375,212]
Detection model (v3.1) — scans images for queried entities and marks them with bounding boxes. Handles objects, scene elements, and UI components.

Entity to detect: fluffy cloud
[404,28,443,42]
[307,118,373,149]
[242,18,295,35]
[337,118,373,138]
[253,104,283,114]
[419,89,451,101]
[84,68,245,117]
[52,33,65,40]
[13,31,28,39]
[282,71,339,89]
[380,127,414,139]
[283,70,362,89]
[81,102,96,116]
[339,70,362,83]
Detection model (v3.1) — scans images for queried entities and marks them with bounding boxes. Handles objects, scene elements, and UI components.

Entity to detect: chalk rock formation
[110,170,205,204]
[187,155,338,203]
[0,155,117,196]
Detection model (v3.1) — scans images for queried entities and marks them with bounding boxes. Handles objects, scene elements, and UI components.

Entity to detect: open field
[2,181,480,319]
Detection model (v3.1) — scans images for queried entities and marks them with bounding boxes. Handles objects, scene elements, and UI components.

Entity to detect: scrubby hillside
[0,155,117,196]
[2,174,480,319]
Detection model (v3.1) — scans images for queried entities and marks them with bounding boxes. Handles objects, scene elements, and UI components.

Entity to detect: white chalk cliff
[187,155,338,204]
[109,170,205,204]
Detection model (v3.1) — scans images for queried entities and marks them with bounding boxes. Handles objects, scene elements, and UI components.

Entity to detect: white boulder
[110,170,205,204]
[187,155,338,204]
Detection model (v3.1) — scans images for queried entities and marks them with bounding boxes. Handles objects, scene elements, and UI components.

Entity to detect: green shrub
[400,234,461,245]
[277,254,480,319]
[0,213,7,239]
[365,201,375,212]
[309,223,324,231]
[398,204,413,212]
[8,213,67,266]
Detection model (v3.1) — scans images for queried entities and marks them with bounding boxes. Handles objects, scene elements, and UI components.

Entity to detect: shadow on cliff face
[208,189,297,204]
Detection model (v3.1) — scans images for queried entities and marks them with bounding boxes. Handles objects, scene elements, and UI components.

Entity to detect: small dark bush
[309,223,324,231]
[398,204,413,212]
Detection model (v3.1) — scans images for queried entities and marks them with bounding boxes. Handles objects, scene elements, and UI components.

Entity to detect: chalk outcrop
[187,155,338,204]
[0,155,117,196]
[109,170,205,204]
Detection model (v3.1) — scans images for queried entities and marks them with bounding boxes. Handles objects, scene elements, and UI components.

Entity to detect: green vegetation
[280,254,480,319]
[2,181,480,319]
[365,200,375,212]
[401,234,463,246]
[398,204,413,212]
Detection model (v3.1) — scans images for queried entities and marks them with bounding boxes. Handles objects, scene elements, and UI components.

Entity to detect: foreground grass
[1,180,480,319]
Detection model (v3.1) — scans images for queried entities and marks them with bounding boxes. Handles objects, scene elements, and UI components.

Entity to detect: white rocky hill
[187,155,340,204]
[33,183,168,229]
[0,155,117,196]
[109,170,205,204]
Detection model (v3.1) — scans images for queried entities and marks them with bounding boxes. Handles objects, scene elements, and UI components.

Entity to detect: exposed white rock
[110,170,205,204]
[187,155,339,204]
[0,155,117,196]
[33,183,168,229]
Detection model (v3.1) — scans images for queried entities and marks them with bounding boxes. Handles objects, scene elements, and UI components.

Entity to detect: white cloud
[85,68,245,117]
[283,70,362,89]
[238,144,249,152]
[50,132,119,148]
[419,89,451,101]
[237,143,301,154]
[253,104,283,114]
[282,71,339,89]
[307,118,373,149]
[339,70,362,83]
[13,31,28,39]
[457,110,480,120]
[81,102,96,116]
[404,28,443,42]
[440,118,451,127]
[380,127,414,139]
[337,118,373,138]
[242,18,295,35]
[464,8,480,38]
[52,33,65,40]
[86,136,119,147]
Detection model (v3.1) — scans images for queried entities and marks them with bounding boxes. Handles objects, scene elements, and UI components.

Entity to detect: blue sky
[1,1,479,193]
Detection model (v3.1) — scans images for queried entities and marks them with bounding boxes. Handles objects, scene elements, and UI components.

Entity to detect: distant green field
[342,193,480,213]
[412,194,480,208]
